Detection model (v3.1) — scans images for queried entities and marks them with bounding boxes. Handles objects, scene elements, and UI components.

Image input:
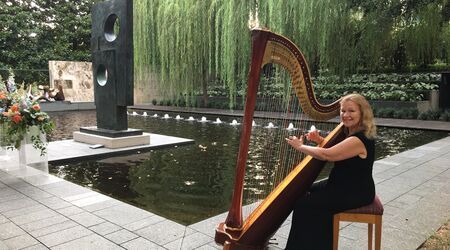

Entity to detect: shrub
[406,108,419,119]
[393,109,407,119]
[439,110,450,121]
[376,108,395,118]
[151,99,157,105]
[418,110,441,120]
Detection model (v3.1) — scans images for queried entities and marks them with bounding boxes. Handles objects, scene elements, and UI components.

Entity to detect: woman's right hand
[305,130,323,145]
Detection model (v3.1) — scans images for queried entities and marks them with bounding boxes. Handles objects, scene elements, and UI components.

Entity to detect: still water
[48,110,448,225]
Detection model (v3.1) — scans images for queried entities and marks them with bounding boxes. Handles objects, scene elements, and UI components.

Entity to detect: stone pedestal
[73,126,150,148]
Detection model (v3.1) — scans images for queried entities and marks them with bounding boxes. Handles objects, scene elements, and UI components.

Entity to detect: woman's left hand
[286,135,304,150]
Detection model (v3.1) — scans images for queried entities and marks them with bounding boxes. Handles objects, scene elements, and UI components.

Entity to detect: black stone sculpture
[86,0,141,137]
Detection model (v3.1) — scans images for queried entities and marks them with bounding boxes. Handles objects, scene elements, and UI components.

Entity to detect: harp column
[73,0,150,148]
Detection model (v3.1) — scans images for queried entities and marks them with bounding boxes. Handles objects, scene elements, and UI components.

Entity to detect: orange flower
[32,104,40,111]
[12,114,22,124]
[11,104,19,113]
[0,92,6,100]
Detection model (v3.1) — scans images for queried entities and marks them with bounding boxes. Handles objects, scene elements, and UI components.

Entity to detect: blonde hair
[340,93,377,139]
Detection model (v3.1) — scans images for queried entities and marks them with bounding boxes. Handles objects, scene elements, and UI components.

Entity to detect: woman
[285,93,377,249]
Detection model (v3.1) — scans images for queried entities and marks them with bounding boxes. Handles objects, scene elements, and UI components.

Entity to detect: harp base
[215,223,267,250]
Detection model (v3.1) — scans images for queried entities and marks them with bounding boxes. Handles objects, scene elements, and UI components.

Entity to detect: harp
[214,28,345,249]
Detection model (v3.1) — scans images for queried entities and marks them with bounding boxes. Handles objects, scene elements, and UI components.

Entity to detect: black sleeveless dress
[285,131,375,250]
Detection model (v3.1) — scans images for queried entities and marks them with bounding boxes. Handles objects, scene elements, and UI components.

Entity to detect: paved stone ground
[0,116,449,249]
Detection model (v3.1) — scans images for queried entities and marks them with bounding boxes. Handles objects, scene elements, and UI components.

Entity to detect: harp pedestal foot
[215,222,240,245]
[215,223,267,250]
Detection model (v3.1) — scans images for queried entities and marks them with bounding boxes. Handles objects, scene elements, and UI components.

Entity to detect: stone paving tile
[9,207,59,225]
[274,223,290,239]
[268,236,286,250]
[381,222,429,250]
[89,221,122,236]
[37,225,92,247]
[0,241,7,250]
[338,223,369,241]
[56,205,85,216]
[38,180,70,190]
[18,186,53,200]
[188,213,226,238]
[70,193,112,207]
[0,187,22,198]
[64,191,100,202]
[81,198,122,212]
[51,233,123,250]
[0,197,39,213]
[42,182,90,199]
[2,234,39,249]
[0,193,27,204]
[20,214,69,232]
[387,193,424,210]
[5,167,44,180]
[93,203,152,226]
[2,204,47,218]
[123,214,166,231]
[382,204,407,217]
[121,237,167,250]
[38,195,74,210]
[22,244,50,250]
[29,220,79,238]
[194,242,222,250]
[136,219,187,246]
[105,229,139,244]
[0,215,8,224]
[69,211,105,227]
[21,173,62,187]
[164,231,213,250]
[0,175,26,187]
[336,237,366,250]
[0,222,26,240]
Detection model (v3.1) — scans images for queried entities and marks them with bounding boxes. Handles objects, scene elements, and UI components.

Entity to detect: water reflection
[47,110,448,225]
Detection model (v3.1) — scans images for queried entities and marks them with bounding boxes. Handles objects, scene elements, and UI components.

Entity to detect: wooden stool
[333,195,384,250]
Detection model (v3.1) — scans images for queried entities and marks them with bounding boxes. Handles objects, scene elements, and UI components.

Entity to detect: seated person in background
[35,84,65,102]
[51,84,65,101]
[36,85,54,102]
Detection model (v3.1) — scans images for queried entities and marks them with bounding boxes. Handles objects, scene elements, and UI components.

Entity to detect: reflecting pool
[47,110,449,225]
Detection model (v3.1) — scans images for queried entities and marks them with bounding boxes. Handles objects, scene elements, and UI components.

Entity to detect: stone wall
[134,70,161,104]
[48,61,94,102]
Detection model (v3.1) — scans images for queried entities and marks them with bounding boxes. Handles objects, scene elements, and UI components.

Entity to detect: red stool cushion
[343,195,384,215]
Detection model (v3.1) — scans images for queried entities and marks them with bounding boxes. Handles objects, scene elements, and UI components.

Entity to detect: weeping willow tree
[134,0,449,106]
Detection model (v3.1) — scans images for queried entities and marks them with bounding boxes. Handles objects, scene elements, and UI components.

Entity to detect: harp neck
[256,28,340,120]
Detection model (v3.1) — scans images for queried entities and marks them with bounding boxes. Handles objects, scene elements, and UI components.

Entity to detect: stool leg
[333,214,340,250]
[368,223,373,250]
[375,216,382,250]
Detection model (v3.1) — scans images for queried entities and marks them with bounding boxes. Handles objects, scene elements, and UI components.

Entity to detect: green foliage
[134,0,450,107]
[0,0,96,85]
[418,110,442,120]
[204,72,440,102]
[439,110,450,121]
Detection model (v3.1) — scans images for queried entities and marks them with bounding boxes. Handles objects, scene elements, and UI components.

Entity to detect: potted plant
[0,76,54,157]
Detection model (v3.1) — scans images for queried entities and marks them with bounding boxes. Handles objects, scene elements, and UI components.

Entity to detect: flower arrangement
[0,72,54,155]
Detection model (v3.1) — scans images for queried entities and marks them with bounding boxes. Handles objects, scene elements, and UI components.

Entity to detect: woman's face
[340,100,361,131]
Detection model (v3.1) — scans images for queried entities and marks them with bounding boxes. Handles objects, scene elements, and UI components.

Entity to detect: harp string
[241,63,336,223]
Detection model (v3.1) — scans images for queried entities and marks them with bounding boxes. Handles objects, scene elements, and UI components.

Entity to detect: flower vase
[17,126,49,173]
[0,123,10,162]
